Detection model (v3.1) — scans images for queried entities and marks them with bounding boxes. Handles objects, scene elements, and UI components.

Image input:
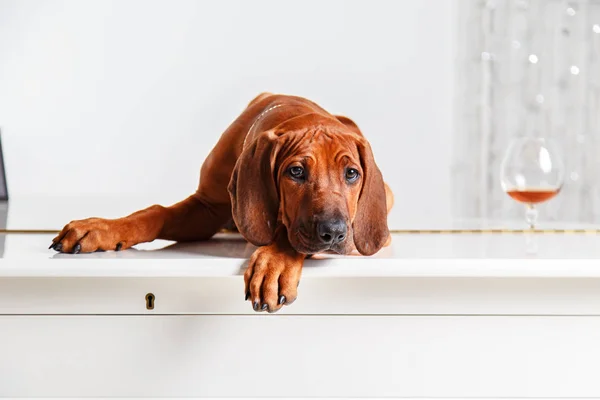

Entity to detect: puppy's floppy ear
[228,130,280,246]
[352,139,389,256]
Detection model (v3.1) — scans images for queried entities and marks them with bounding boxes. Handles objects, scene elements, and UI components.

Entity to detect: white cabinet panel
[1,315,599,398]
[3,277,600,315]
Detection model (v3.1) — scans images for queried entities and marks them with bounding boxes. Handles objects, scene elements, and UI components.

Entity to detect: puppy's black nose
[317,219,347,245]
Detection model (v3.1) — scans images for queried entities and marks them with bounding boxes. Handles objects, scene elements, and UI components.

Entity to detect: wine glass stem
[525,204,538,229]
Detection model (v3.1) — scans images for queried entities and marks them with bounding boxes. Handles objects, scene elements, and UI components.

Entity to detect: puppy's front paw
[244,245,303,313]
[49,218,127,254]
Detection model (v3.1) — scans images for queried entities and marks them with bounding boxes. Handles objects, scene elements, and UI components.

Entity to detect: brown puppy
[50,93,393,312]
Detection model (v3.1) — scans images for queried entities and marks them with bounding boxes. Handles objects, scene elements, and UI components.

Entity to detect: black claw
[245,292,250,301]
[253,301,260,311]
[116,242,123,251]
[49,242,55,250]
[54,243,63,252]
[278,295,286,305]
[72,243,81,254]
[261,303,268,311]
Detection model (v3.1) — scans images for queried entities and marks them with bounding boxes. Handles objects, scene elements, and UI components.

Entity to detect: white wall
[0,0,454,228]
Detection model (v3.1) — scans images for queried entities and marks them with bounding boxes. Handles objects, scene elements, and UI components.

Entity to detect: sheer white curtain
[453,0,600,223]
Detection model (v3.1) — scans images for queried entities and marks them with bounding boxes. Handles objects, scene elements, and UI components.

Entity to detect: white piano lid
[0,231,598,278]
[0,196,599,278]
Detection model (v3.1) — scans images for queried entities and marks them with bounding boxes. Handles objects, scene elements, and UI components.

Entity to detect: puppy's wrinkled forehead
[276,127,361,170]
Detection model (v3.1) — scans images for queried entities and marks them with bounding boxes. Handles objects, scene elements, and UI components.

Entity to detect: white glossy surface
[0,231,599,278]
[1,195,600,277]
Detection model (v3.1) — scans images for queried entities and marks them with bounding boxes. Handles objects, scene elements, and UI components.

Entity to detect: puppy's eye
[289,166,305,180]
[345,168,359,183]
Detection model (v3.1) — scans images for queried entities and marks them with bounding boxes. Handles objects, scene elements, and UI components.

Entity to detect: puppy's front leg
[50,195,231,253]
[244,228,305,313]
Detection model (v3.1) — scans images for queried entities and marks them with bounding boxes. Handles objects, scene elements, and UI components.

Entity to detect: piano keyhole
[145,293,155,310]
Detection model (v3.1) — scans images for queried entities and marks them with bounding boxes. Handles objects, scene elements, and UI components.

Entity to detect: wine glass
[500,137,565,229]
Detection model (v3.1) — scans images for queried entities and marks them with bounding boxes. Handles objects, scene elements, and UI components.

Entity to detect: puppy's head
[228,115,388,256]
